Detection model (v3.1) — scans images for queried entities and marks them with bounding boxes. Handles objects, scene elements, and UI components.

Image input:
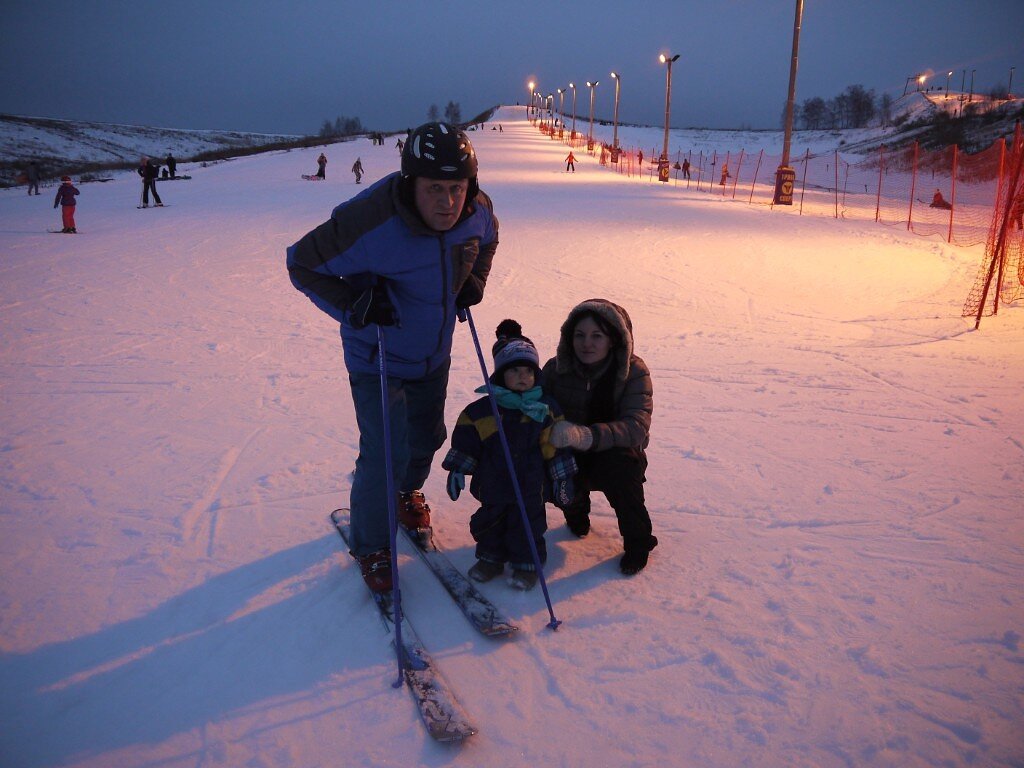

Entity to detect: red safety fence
[531,114,1024,321]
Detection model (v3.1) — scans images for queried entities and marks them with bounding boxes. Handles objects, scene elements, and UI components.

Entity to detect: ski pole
[377,323,406,686]
[463,307,562,630]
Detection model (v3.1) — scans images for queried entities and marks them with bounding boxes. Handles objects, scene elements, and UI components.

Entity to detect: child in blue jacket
[442,320,576,590]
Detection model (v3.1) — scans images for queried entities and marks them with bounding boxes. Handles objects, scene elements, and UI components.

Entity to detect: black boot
[620,536,658,575]
[565,513,590,538]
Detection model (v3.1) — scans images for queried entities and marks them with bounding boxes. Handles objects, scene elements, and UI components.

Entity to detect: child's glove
[349,284,396,329]
[552,477,574,507]
[446,471,466,501]
[550,421,594,451]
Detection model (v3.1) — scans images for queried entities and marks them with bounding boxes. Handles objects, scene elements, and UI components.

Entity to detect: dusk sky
[2,0,1021,135]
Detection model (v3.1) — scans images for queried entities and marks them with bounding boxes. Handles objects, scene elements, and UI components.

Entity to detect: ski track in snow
[1,106,1022,768]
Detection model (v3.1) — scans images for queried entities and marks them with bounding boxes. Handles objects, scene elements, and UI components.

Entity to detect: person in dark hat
[287,122,498,593]
[442,319,576,590]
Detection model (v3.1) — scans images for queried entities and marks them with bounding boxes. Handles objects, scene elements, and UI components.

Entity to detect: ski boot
[353,549,392,593]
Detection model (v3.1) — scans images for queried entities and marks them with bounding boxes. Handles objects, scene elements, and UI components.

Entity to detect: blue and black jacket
[286,172,498,378]
[442,393,577,506]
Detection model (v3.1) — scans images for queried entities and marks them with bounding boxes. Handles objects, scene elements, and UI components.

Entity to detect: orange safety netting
[534,116,1024,320]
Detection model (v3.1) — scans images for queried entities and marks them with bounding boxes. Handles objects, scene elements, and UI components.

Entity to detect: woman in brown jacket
[542,299,657,574]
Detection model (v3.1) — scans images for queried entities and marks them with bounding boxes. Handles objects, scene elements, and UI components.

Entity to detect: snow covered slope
[1,105,1021,768]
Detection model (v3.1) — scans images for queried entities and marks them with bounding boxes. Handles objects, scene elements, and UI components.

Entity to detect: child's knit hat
[491,319,541,383]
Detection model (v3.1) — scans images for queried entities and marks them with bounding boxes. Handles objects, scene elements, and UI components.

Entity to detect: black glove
[455,279,483,310]
[349,285,397,329]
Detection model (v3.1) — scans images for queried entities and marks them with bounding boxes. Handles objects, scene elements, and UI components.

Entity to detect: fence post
[907,141,919,230]
[875,145,885,222]
[948,144,959,243]
[749,149,764,204]
[834,149,840,218]
[732,150,744,199]
[798,148,810,214]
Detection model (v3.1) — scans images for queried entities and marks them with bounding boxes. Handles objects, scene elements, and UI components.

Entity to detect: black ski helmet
[401,122,478,183]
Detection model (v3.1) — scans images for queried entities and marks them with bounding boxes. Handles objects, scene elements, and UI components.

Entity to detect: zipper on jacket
[436,233,449,361]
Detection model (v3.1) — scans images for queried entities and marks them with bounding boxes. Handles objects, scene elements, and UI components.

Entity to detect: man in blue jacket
[287,123,499,592]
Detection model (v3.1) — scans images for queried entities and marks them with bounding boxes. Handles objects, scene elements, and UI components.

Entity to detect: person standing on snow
[351,157,364,184]
[565,151,577,173]
[542,299,657,575]
[166,153,177,179]
[286,122,499,593]
[137,156,163,207]
[26,161,42,195]
[442,320,576,591]
[316,153,328,179]
[53,175,79,233]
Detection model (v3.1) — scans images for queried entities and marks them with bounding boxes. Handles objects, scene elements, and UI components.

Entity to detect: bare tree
[444,101,462,125]
[877,94,894,127]
[427,104,440,122]
[800,97,828,130]
[844,84,876,128]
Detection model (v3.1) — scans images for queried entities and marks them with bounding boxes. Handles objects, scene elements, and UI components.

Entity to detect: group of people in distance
[287,122,657,595]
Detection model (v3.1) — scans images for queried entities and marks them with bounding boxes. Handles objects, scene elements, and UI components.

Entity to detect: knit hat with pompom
[491,319,541,383]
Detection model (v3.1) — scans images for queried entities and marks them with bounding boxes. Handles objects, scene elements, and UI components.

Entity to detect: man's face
[413,177,470,231]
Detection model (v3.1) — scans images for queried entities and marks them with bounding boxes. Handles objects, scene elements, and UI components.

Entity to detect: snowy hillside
[0,114,307,186]
[1,106,1021,768]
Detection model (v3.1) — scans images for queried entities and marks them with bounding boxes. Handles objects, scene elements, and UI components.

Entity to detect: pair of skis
[330,508,517,743]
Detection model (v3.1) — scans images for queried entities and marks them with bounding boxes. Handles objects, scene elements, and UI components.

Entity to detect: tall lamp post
[1009,67,1015,98]
[586,80,599,149]
[774,0,804,205]
[557,88,566,137]
[658,53,679,183]
[528,80,536,121]
[945,70,953,96]
[569,82,578,139]
[547,93,554,134]
[610,71,621,149]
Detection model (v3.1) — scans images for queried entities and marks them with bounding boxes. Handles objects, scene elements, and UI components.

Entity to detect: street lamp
[547,93,554,133]
[569,82,578,139]
[945,70,953,95]
[610,71,621,149]
[969,69,976,103]
[775,0,804,204]
[1009,67,1015,98]
[658,53,679,182]
[528,80,536,120]
[917,73,926,91]
[586,80,599,147]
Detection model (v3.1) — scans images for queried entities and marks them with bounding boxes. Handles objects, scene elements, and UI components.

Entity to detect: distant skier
[166,153,177,179]
[930,188,952,210]
[53,175,79,233]
[137,156,163,207]
[316,153,327,179]
[719,163,730,186]
[351,157,364,184]
[637,149,644,168]
[681,158,691,180]
[565,151,577,173]
[25,161,41,195]
[396,138,404,152]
